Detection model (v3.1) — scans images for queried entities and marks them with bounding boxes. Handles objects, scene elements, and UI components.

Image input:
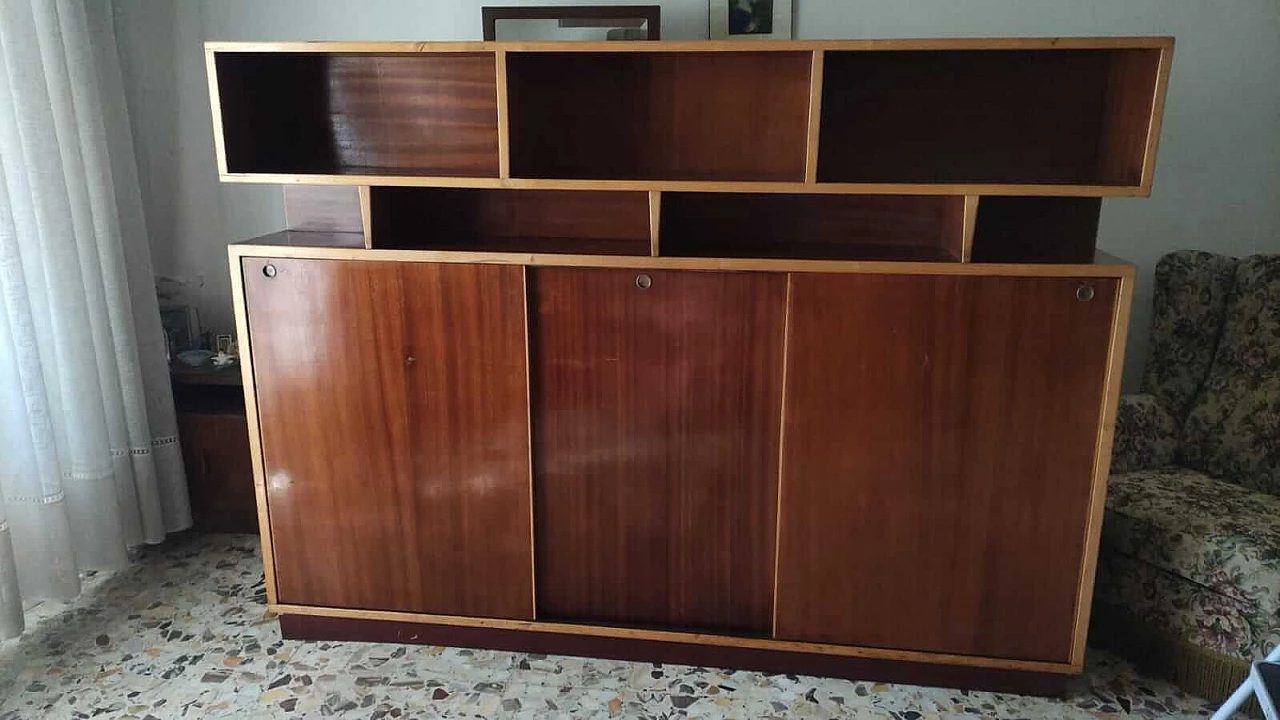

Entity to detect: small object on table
[176,349,215,367]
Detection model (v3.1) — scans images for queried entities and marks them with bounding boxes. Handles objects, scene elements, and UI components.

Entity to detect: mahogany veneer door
[530,268,785,634]
[775,274,1117,662]
[242,258,533,619]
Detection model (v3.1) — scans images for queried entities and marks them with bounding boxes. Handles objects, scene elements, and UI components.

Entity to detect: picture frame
[159,304,198,354]
[709,0,792,40]
[215,334,235,356]
[483,5,660,41]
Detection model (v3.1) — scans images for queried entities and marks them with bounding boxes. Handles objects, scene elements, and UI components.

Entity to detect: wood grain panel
[659,193,964,261]
[327,53,498,175]
[507,52,810,181]
[370,187,650,255]
[242,258,532,618]
[215,52,498,176]
[530,268,786,633]
[776,274,1117,662]
[1096,49,1162,186]
[283,185,363,233]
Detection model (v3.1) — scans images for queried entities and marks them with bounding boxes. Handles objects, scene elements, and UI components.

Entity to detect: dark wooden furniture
[775,275,1117,662]
[171,364,257,533]
[243,259,533,617]
[208,37,1171,694]
[530,267,785,634]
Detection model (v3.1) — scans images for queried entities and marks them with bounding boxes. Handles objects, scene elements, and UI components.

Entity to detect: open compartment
[369,187,652,255]
[817,49,1162,186]
[659,193,966,262]
[507,52,812,181]
[213,52,500,176]
[971,197,1102,263]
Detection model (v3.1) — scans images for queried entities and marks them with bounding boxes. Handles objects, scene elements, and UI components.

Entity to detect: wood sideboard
[208,37,1172,694]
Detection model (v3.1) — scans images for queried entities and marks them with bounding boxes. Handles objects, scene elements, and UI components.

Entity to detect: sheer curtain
[0,0,191,639]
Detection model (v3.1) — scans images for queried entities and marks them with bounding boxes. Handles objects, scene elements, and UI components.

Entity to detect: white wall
[111,0,1280,387]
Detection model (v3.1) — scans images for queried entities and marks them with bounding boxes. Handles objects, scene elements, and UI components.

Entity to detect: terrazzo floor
[0,533,1230,719]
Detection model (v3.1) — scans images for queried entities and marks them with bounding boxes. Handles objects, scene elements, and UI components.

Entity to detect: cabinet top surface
[228,231,1136,279]
[205,36,1174,55]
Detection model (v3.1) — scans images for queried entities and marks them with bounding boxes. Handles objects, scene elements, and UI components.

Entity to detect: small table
[171,362,257,534]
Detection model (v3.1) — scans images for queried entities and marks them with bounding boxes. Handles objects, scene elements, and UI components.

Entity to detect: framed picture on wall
[709,0,792,40]
[483,5,660,41]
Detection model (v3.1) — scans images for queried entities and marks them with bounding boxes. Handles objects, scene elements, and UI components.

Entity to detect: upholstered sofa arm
[1110,394,1180,474]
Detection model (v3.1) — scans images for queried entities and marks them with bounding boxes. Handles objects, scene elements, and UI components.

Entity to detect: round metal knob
[635,274,652,290]
[263,264,278,278]
[1076,284,1095,302]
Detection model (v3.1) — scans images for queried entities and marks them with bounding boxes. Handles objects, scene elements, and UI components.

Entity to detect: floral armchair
[1092,250,1280,704]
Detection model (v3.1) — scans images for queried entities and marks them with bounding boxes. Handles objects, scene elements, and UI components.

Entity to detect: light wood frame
[803,50,824,183]
[230,235,1136,278]
[1069,275,1136,665]
[647,190,661,256]
[204,37,1174,198]
[229,251,278,606]
[272,602,1074,674]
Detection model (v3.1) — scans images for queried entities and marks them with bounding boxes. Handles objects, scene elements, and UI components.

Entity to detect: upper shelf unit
[206,38,1173,197]
[212,51,500,177]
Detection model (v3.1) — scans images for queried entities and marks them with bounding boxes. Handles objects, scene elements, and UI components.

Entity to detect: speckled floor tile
[0,533,1230,719]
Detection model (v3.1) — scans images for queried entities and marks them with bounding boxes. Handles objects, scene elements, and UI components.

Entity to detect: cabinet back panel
[818,49,1159,185]
[216,52,499,176]
[530,267,785,633]
[776,274,1116,662]
[242,258,532,618]
[371,187,651,255]
[971,197,1102,263]
[284,185,364,233]
[508,52,810,181]
[660,193,964,261]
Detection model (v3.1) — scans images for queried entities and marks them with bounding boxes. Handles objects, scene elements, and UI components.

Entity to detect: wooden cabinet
[171,366,258,534]
[176,411,257,533]
[529,268,785,633]
[774,275,1117,662]
[232,246,1133,691]
[216,37,1166,694]
[241,258,534,619]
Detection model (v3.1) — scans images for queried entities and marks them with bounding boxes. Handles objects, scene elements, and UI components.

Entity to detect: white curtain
[0,0,191,639]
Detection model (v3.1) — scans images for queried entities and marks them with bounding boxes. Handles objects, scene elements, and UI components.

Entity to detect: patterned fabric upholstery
[1096,549,1276,660]
[1182,255,1280,494]
[1104,468,1280,620]
[1110,394,1180,474]
[1140,250,1238,419]
[1097,251,1280,670]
